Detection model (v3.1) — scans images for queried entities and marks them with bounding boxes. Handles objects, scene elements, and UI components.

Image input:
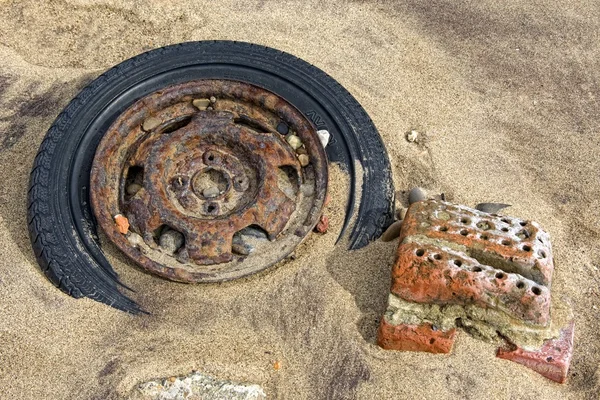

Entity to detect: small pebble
[381,220,403,242]
[193,98,211,109]
[396,207,407,221]
[209,96,217,103]
[296,146,308,155]
[114,214,130,234]
[317,130,330,147]
[159,229,184,253]
[314,215,329,233]
[142,117,161,132]
[203,186,220,198]
[232,243,252,256]
[276,121,289,135]
[286,134,302,150]
[127,232,143,247]
[408,187,427,204]
[126,183,142,196]
[298,154,310,167]
[406,130,418,142]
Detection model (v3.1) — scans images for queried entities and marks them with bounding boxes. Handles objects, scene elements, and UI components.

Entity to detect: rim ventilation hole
[234,115,270,133]
[160,116,193,134]
[125,166,144,198]
[277,166,300,199]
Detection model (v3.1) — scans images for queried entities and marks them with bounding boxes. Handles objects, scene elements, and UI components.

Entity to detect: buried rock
[130,371,266,400]
[377,200,574,383]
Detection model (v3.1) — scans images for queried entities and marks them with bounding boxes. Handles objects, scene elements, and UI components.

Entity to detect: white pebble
[317,130,330,147]
[406,130,418,142]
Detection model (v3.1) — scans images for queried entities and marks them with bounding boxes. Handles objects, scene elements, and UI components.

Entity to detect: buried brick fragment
[378,200,574,382]
[497,321,575,383]
[378,319,456,353]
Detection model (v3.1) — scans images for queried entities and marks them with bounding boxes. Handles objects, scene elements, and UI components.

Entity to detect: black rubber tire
[27,41,394,313]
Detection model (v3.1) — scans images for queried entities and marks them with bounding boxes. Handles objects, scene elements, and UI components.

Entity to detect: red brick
[391,200,553,326]
[497,321,575,383]
[378,319,456,354]
[378,200,570,382]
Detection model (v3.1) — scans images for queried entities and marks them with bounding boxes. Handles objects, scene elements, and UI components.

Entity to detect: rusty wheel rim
[90,80,328,282]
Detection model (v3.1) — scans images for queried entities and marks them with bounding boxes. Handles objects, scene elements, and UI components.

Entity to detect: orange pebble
[273,360,282,370]
[114,214,130,234]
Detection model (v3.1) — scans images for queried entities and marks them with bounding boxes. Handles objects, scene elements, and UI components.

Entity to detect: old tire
[27,41,394,313]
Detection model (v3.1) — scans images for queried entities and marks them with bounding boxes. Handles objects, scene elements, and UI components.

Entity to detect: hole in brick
[522,244,532,252]
[501,227,509,232]
[454,260,463,267]
[480,234,489,240]
[460,217,471,224]
[520,221,528,226]
[532,286,542,295]
[517,229,531,239]
[416,249,425,257]
[476,221,493,230]
[546,356,553,362]
[472,266,482,272]
[516,281,525,289]
[538,237,544,244]
[433,254,442,260]
[429,338,435,344]
[460,229,469,236]
[440,226,448,232]
[538,250,547,259]
[495,272,505,279]
[501,239,511,246]
[501,218,511,224]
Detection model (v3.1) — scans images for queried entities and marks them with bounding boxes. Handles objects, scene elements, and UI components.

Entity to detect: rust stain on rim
[90,80,328,282]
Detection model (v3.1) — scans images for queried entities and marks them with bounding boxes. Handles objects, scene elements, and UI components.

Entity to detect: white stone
[317,129,330,147]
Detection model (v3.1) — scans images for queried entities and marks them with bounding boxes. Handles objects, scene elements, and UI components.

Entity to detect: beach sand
[0,0,599,398]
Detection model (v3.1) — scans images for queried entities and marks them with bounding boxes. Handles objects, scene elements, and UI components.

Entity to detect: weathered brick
[391,200,553,326]
[378,319,456,354]
[497,321,575,383]
[378,200,572,382]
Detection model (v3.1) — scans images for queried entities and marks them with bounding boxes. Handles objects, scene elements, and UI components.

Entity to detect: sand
[1,0,599,398]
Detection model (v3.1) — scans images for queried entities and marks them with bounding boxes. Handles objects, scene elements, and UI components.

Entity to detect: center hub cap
[90,80,328,282]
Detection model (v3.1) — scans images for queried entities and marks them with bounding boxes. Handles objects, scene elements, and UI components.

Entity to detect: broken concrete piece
[131,371,266,400]
[378,200,572,382]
